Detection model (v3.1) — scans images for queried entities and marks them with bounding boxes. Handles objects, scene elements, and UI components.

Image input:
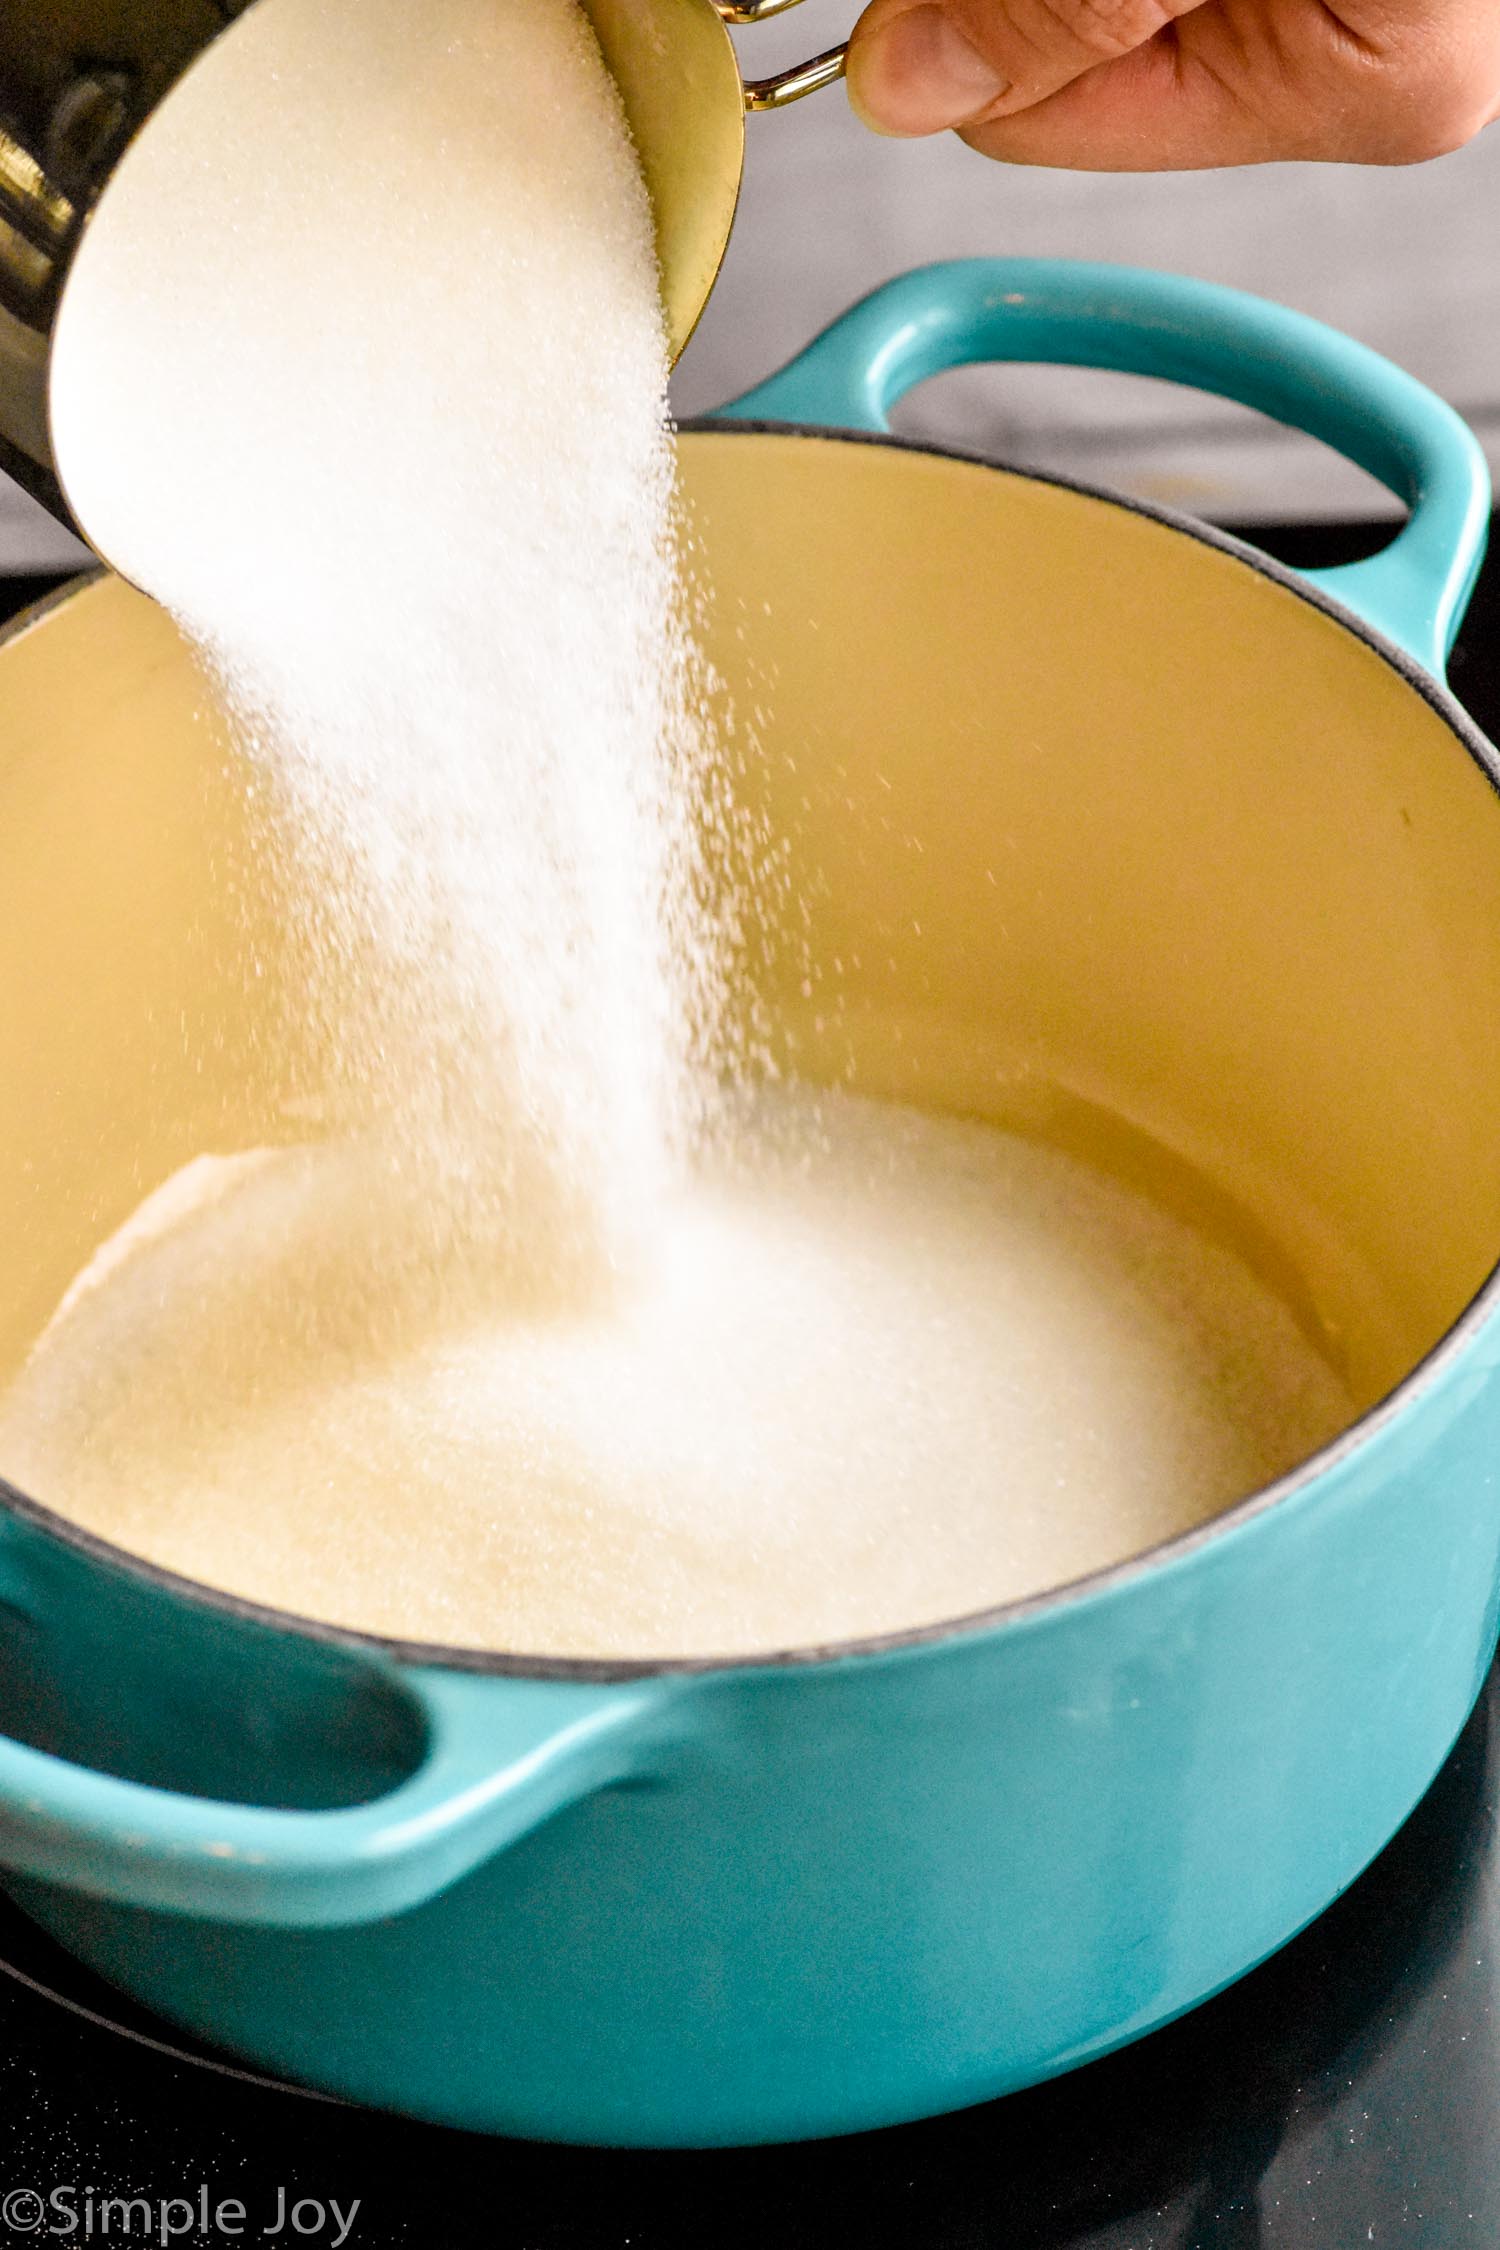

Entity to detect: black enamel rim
[2,423,1496,1685]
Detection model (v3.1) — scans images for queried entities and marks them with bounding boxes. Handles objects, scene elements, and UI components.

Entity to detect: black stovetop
[2,522,1498,2249]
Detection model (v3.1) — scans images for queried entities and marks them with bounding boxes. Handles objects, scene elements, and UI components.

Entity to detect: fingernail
[848,5,1010,137]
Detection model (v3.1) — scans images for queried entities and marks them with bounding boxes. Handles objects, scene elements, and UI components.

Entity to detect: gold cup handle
[714,0,850,110]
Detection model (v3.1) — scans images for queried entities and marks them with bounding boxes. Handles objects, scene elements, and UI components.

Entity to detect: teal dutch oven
[1,259,1499,2147]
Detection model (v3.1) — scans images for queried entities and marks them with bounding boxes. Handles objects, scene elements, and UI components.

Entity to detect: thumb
[846,0,1207,138]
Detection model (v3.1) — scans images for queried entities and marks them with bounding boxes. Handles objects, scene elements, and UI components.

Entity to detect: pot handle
[0,1666,672,1928]
[710,258,1491,682]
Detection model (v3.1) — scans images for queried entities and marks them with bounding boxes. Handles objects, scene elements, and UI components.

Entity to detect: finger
[956,34,1282,168]
[846,0,1209,138]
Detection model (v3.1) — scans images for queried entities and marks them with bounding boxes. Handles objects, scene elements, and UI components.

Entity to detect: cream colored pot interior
[4,430,1500,1474]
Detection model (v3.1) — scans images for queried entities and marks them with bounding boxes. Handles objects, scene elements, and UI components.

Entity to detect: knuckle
[1027,0,1174,64]
[1325,30,1495,165]
[1357,87,1487,163]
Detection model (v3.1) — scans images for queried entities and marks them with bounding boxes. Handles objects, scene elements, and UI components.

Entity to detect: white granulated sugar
[0,1092,1352,1659]
[12,0,1357,1659]
[51,0,717,1286]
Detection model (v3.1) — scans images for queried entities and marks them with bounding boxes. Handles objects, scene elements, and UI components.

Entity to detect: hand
[845,0,1500,167]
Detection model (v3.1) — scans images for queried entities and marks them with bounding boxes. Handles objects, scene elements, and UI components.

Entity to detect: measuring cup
[584,0,849,357]
[0,0,846,536]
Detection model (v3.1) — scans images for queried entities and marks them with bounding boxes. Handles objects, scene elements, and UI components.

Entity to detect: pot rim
[3,420,1497,1684]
